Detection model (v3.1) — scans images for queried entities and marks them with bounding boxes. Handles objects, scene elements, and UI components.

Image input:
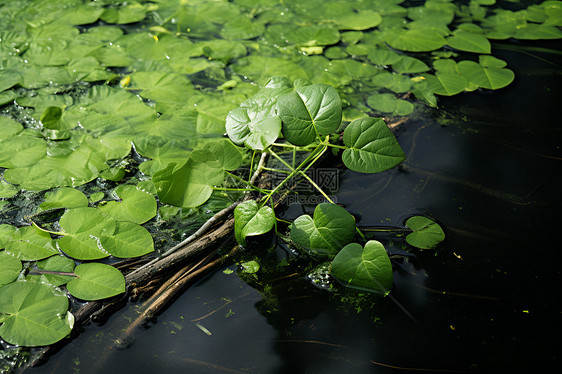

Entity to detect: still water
[23,42,561,374]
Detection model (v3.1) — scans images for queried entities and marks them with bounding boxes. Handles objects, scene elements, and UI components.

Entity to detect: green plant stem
[261,144,323,207]
[225,171,271,194]
[268,149,335,204]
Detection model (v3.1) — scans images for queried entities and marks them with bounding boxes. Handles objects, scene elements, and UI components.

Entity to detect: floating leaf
[278,83,342,146]
[234,200,276,247]
[446,30,491,53]
[153,157,223,208]
[98,185,157,224]
[392,56,430,74]
[4,226,58,261]
[0,136,47,169]
[0,180,18,199]
[331,240,393,294]
[57,208,116,260]
[226,107,281,151]
[66,263,125,300]
[290,203,356,257]
[457,60,515,90]
[342,117,406,173]
[384,28,447,52]
[405,216,445,249]
[29,255,76,287]
[366,93,414,116]
[39,187,89,211]
[423,72,468,96]
[0,117,23,141]
[0,281,74,347]
[0,252,21,286]
[101,222,154,258]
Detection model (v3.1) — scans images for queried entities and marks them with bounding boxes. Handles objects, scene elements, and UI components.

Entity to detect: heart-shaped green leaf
[290,203,356,257]
[0,251,21,286]
[0,281,74,346]
[226,106,281,151]
[101,221,154,258]
[331,240,393,294]
[457,60,515,90]
[153,155,224,208]
[405,216,445,249]
[278,83,342,146]
[66,263,125,300]
[98,185,157,224]
[57,207,117,260]
[342,117,406,173]
[234,200,276,247]
[446,30,491,54]
[4,226,58,261]
[39,187,89,211]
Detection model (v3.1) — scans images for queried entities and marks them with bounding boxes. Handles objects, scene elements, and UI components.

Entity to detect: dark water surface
[27,44,561,374]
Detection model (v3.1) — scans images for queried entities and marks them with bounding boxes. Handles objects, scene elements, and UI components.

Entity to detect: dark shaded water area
[24,43,561,374]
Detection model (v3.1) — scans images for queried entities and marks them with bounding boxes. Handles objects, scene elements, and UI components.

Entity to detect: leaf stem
[268,149,335,204]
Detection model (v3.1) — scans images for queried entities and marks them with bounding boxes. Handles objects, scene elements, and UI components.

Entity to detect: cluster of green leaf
[0,186,157,346]
[0,0,559,349]
[221,76,445,294]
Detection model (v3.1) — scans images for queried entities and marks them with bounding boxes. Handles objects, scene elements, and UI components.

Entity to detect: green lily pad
[331,240,393,294]
[4,226,58,261]
[366,93,414,116]
[278,83,342,146]
[457,60,515,90]
[384,28,447,52]
[57,207,117,260]
[153,156,223,208]
[39,187,89,211]
[0,281,74,347]
[405,216,445,249]
[101,222,154,258]
[226,107,281,151]
[446,30,491,54]
[98,185,157,224]
[423,72,468,96]
[290,203,356,257]
[234,200,276,247]
[342,117,406,173]
[0,180,18,199]
[0,251,21,286]
[66,263,125,300]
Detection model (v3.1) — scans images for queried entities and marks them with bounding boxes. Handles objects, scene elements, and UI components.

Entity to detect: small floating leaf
[0,281,74,346]
[331,240,393,294]
[405,216,445,249]
[0,252,21,286]
[66,263,125,300]
[457,60,515,90]
[446,30,491,54]
[234,200,275,247]
[290,203,356,257]
[101,222,154,258]
[39,187,89,211]
[57,207,116,260]
[342,117,406,173]
[278,83,342,146]
[98,185,157,224]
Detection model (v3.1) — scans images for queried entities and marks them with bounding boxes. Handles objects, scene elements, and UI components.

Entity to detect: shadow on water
[26,42,561,374]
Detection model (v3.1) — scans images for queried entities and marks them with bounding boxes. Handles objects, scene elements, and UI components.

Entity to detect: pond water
[1,0,561,373]
[21,42,561,374]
